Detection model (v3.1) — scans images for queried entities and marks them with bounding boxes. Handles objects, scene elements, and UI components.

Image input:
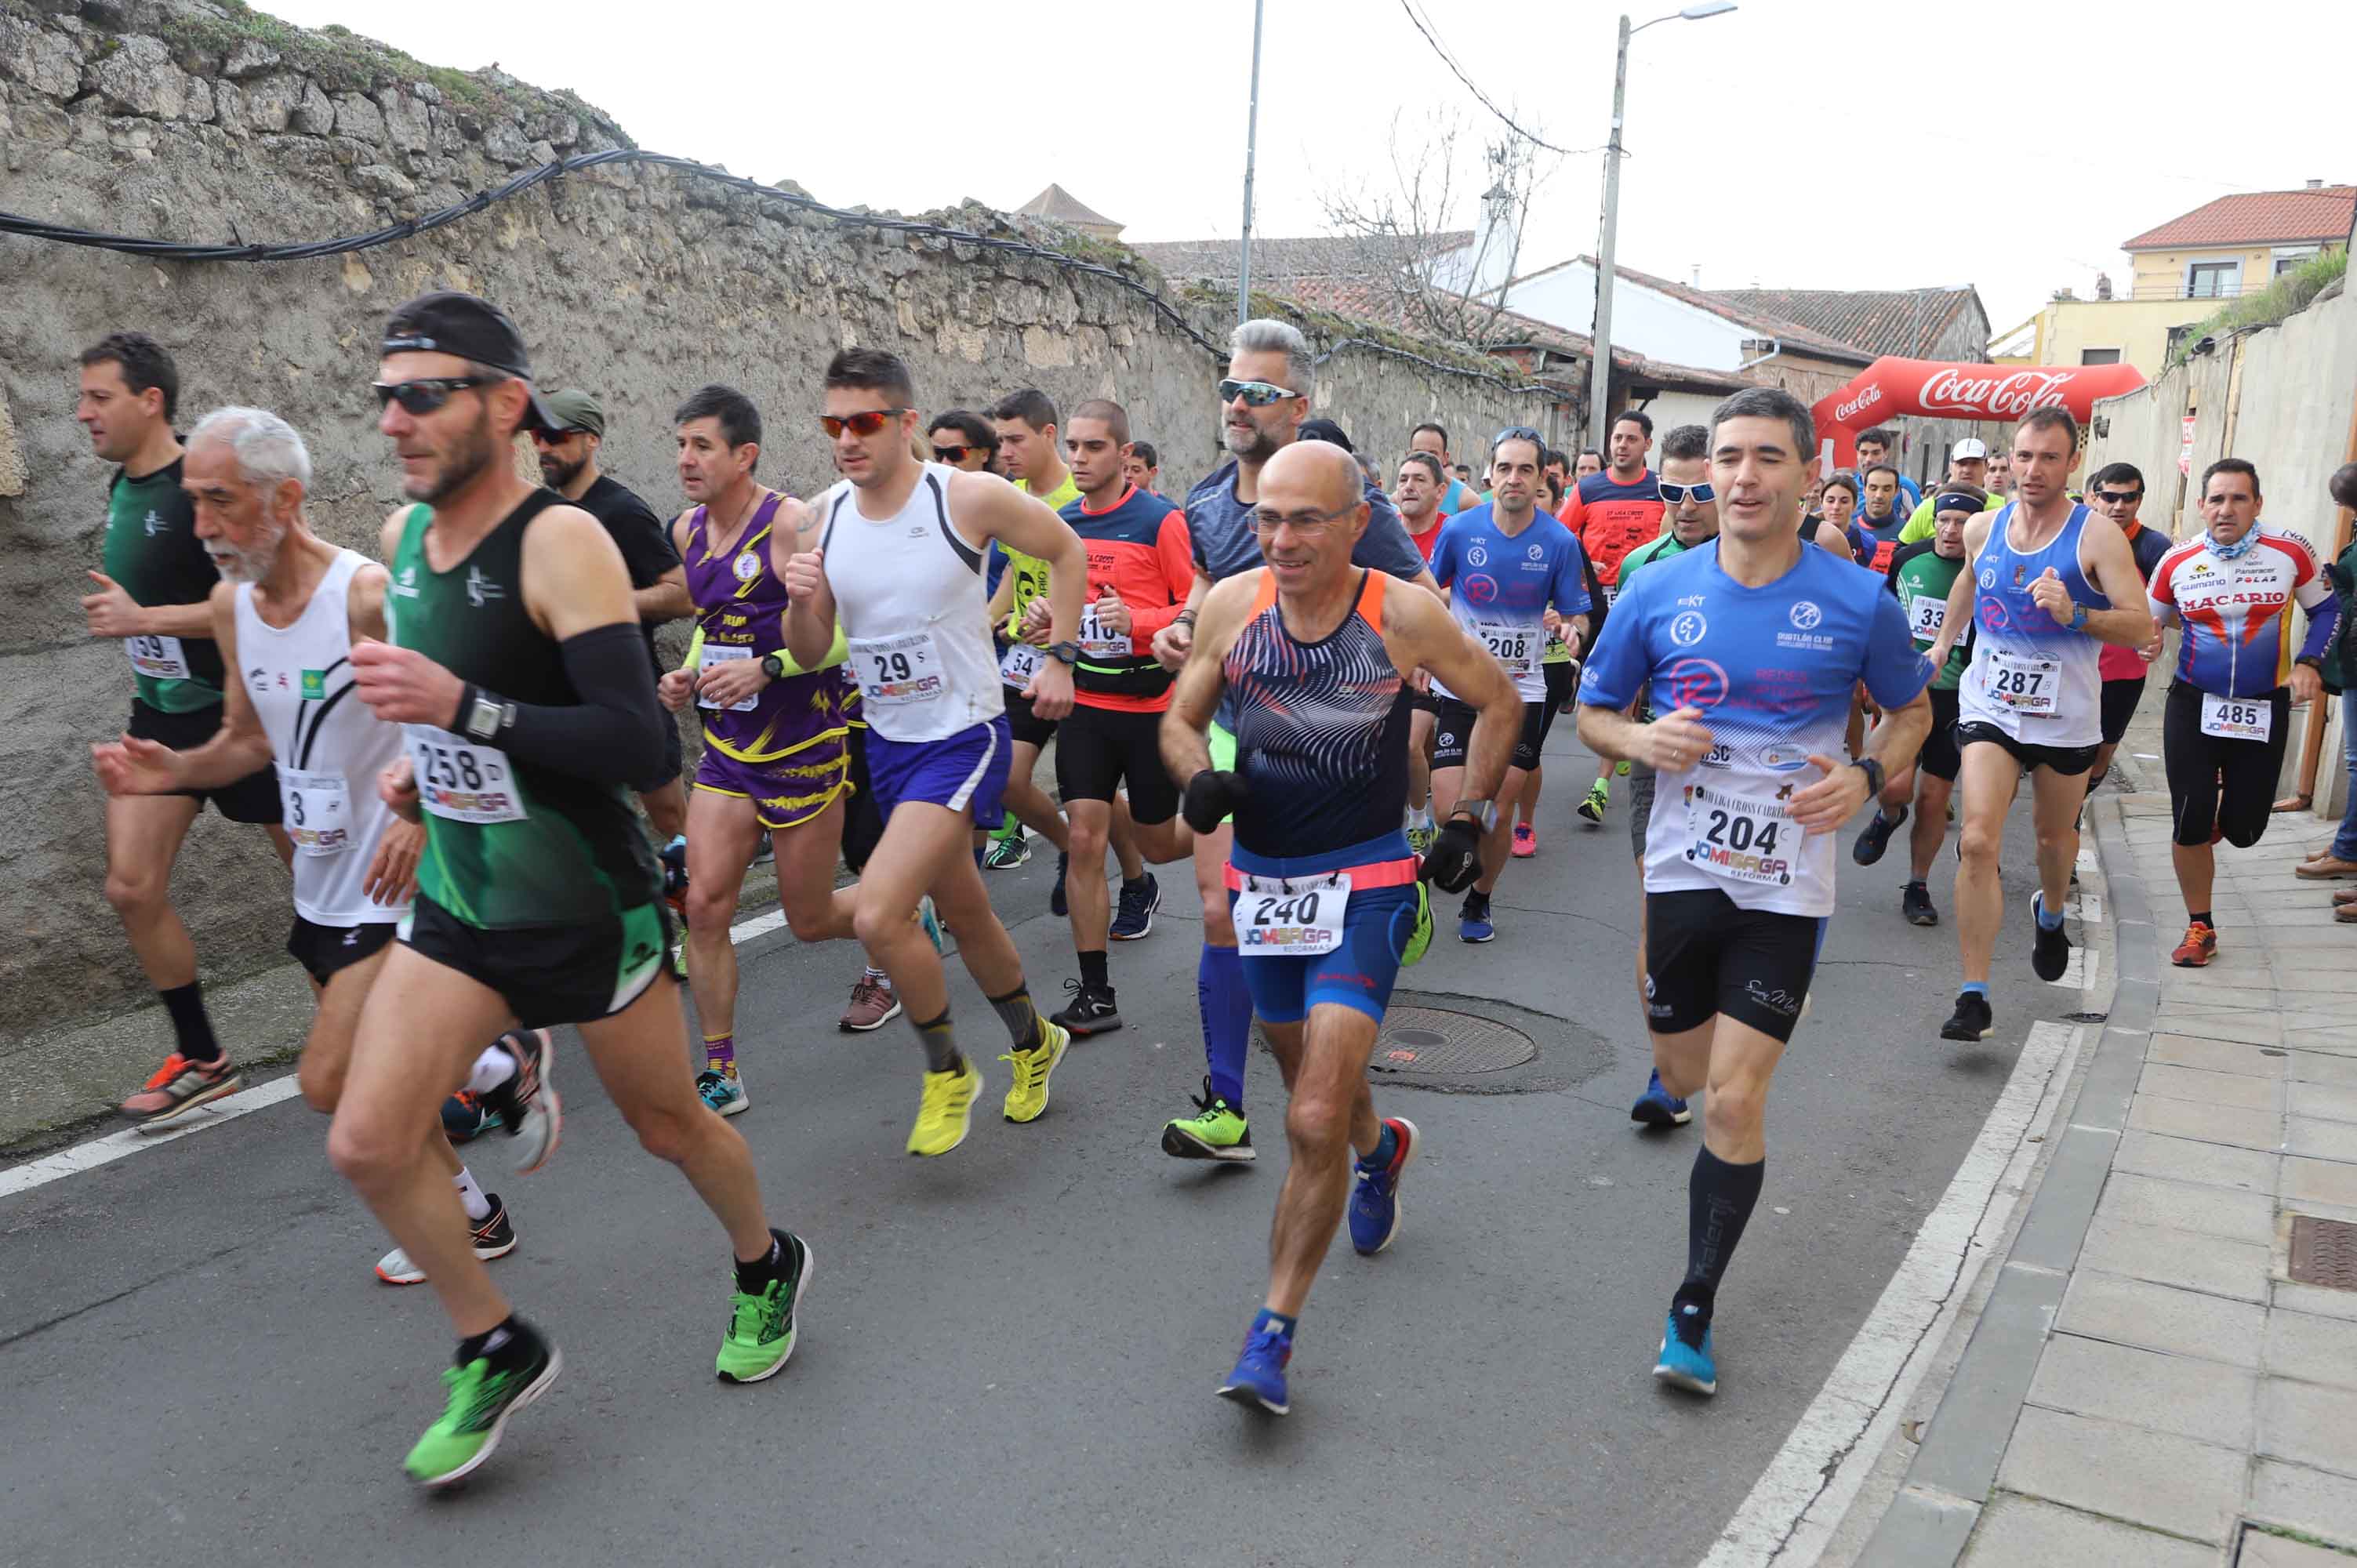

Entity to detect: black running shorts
[1003,684,1058,750]
[1053,702,1179,825]
[1917,687,1963,784]
[2163,681,2289,849]
[126,699,281,824]
[1952,719,2099,778]
[402,895,673,1031]
[2099,677,2147,747]
[286,916,398,987]
[1432,698,1549,773]
[1643,887,1824,1045]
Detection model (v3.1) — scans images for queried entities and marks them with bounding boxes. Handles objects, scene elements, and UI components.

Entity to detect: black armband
[450,622,670,791]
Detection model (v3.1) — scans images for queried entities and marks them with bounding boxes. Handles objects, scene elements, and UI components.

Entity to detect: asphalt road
[0,727,2068,1568]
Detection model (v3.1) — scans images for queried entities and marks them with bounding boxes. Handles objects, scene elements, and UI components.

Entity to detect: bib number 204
[1702,809,1780,857]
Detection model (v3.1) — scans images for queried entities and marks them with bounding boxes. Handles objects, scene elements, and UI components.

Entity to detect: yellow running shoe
[907,1058,984,1156]
[999,1021,1070,1124]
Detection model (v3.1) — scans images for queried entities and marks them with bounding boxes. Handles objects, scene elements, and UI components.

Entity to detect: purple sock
[703,1033,736,1076]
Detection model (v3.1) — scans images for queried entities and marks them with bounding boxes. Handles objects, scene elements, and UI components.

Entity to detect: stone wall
[0,0,1571,1037]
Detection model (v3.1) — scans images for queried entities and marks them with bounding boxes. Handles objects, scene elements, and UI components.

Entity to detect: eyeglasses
[531,427,580,447]
[1252,504,1356,534]
[932,444,977,463]
[2094,489,2143,506]
[1658,481,1716,505]
[819,408,907,439]
[372,377,492,416]
[1218,379,1301,408]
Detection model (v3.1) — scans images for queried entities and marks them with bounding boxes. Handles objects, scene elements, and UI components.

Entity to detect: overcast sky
[266,0,2348,343]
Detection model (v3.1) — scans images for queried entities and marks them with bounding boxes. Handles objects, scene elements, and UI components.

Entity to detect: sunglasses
[932,444,978,463]
[372,377,492,417]
[1658,481,1716,505]
[2094,489,2143,506]
[1218,379,1301,408]
[531,427,580,447]
[1493,426,1545,448]
[819,408,907,439]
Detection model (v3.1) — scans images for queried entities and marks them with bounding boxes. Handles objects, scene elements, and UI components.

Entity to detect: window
[2275,245,2321,276]
[2079,348,2122,365]
[2186,260,2239,299]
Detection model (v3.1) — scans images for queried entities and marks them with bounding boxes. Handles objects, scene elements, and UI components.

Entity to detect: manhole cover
[2288,1214,2357,1290]
[1368,1007,1535,1076]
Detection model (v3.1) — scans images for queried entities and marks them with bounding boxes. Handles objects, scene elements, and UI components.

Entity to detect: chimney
[2095,272,2113,301]
[1691,263,1701,288]
[1463,179,1518,299]
[2307,179,2324,189]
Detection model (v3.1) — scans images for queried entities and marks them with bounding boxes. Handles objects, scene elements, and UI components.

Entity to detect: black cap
[1298,417,1354,453]
[380,291,560,432]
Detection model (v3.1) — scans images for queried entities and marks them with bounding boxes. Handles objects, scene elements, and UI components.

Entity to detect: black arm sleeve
[459,622,670,792]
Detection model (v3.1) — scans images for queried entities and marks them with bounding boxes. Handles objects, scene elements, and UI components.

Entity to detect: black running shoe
[1851,804,1907,866]
[1049,850,1070,919]
[1901,881,1938,927]
[1050,978,1122,1036]
[2030,893,2071,982]
[1109,873,1160,941]
[1940,990,1994,1041]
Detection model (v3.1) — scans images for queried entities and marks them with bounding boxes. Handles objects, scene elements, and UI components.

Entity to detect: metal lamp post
[1238,0,1266,328]
[1586,1,1738,447]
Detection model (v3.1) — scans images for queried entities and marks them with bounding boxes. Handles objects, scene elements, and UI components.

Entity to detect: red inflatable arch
[1810,357,2148,468]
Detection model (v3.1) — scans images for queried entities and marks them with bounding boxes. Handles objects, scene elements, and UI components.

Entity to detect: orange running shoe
[2170,920,2218,967]
[121,1052,242,1130]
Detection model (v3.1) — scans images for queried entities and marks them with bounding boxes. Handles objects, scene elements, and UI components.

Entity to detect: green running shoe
[1161,1076,1256,1162]
[403,1330,562,1486]
[717,1229,812,1384]
[1405,821,1436,855]
[983,821,1031,869]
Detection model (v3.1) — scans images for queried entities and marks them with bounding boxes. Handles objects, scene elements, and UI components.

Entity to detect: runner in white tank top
[90,407,554,1284]
[781,347,1093,1156]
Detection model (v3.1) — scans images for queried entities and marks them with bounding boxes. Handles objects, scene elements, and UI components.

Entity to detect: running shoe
[2171,920,2218,968]
[917,895,944,953]
[1000,1020,1071,1123]
[1161,1076,1255,1162]
[907,1058,983,1156]
[2029,892,2071,982]
[1940,990,1994,1042]
[659,833,689,913]
[1459,895,1495,944]
[1218,1323,1292,1415]
[1109,873,1161,941]
[121,1051,242,1131]
[1405,821,1436,856]
[376,1194,518,1286]
[402,1326,562,1486]
[717,1229,811,1385]
[1512,822,1538,858]
[983,829,1031,870]
[1347,1116,1420,1255]
[1629,1069,1691,1129]
[440,1090,499,1143]
[840,972,902,1031]
[1050,978,1124,1036]
[670,940,688,979]
[1050,850,1070,918]
[1615,759,1631,778]
[1577,781,1608,824]
[1901,881,1938,927]
[1653,1305,1718,1396]
[697,1069,750,1117]
[1851,804,1908,866]
[480,1029,561,1174]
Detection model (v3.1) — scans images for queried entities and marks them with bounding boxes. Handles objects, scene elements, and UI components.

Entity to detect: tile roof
[2121,187,2355,252]
[1572,260,1876,366]
[1704,286,1985,361]
[1129,230,1475,285]
[1015,183,1121,233]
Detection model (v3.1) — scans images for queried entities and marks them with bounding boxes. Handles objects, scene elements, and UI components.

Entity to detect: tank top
[387,492,661,928]
[234,548,404,926]
[684,492,853,762]
[1223,569,1411,858]
[818,463,1003,743]
[1956,502,2108,746]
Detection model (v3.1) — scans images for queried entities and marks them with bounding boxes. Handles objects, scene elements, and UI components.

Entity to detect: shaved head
[1262,437,1362,510]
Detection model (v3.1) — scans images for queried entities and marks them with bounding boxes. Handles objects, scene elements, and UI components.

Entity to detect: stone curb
[1853,791,2159,1565]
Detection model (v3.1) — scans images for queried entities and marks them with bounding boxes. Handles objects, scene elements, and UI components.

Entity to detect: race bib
[1985,650,2059,716]
[999,641,1043,687]
[1908,593,1948,641]
[695,644,758,713]
[1078,601,1128,659]
[1473,619,1537,677]
[125,634,190,681]
[280,768,353,856]
[2199,691,2272,742]
[1682,780,1794,887]
[849,630,945,708]
[1235,871,1351,957]
[405,726,527,825]
[1600,583,1621,610]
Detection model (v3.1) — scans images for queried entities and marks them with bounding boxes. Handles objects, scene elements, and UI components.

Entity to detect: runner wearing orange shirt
[1559,410,1665,824]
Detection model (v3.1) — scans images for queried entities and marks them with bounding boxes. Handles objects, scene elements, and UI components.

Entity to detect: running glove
[1422,816,1484,892]
[1182,768,1250,833]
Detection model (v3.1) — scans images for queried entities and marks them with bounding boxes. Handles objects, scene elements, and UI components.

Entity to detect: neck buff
[2206,525,2259,561]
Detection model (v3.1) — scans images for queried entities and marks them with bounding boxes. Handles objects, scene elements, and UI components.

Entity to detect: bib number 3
[280,768,353,855]
[1236,871,1353,957]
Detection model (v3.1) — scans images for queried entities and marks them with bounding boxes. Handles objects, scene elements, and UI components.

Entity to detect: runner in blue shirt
[1578,387,1932,1399]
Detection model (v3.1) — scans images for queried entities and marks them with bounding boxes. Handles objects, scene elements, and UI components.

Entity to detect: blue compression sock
[1200,943,1251,1109]
[2035,893,2065,931]
[1961,981,1989,999]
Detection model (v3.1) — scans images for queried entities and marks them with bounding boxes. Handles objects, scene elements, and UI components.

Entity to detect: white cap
[1951,437,1989,460]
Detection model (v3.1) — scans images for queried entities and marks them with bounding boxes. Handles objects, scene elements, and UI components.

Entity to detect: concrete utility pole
[1237,0,1265,329]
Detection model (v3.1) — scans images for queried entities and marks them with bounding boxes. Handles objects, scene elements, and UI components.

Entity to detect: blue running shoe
[1629,1069,1691,1129]
[696,1069,749,1117]
[1458,912,1495,942]
[1653,1305,1717,1396]
[1218,1323,1292,1415]
[1348,1117,1420,1255]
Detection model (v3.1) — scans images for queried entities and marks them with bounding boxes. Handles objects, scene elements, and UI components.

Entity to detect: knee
[1284,1091,1353,1160]
[684,880,736,935]
[2035,822,2077,861]
[1068,815,1109,862]
[1701,1077,1766,1142]
[852,898,908,951]
[326,1111,406,1195]
[1958,820,2003,867]
[103,866,165,921]
[623,1102,702,1167]
[780,883,835,942]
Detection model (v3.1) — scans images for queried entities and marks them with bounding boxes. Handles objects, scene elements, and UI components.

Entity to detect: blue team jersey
[1428,504,1592,702]
[1581,540,1929,916]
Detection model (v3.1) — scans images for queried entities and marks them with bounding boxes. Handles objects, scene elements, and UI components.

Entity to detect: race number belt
[1077,602,1128,659]
[1473,619,1536,678]
[1222,855,1420,958]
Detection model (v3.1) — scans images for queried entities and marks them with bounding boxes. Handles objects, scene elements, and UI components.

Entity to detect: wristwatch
[2296,655,2325,673]
[759,653,786,681]
[1047,640,1082,666]
[1850,756,1886,797]
[460,688,511,744]
[1451,797,1498,833]
[2068,602,2090,630]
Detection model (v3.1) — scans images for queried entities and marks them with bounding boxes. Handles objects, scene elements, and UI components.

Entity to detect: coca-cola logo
[1833,384,1883,423]
[1919,368,2076,419]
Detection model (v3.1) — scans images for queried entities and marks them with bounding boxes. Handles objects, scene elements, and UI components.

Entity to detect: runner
[1853,464,1911,572]
[2145,459,2336,965]
[1409,423,1484,515]
[1803,472,1855,558]
[1163,437,1516,1415]
[925,412,1030,869]
[1575,448,1604,482]
[1852,428,1921,510]
[925,409,999,474]
[333,292,810,1486]
[1919,408,2155,1040]
[90,405,551,1280]
[1560,408,1665,825]
[1124,439,1165,502]
[2085,463,2171,794]
[1394,451,1451,852]
[77,332,293,1127]
[783,347,1087,1152]
[1512,445,1596,862]
[1851,486,1983,926]
[1576,387,1933,1397]
[1149,318,1436,1166]
[1048,399,1193,1034]
[1898,437,2004,543]
[1426,427,1592,942]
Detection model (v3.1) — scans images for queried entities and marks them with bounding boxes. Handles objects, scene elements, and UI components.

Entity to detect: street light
[1586,2,1738,448]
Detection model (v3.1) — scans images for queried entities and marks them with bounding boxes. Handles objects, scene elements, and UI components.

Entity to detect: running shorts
[1952,719,2099,778]
[841,720,884,876]
[1542,657,1577,716]
[2163,681,2289,849]
[1055,703,1179,825]
[285,916,398,987]
[2099,677,2147,748]
[126,699,281,825]
[1918,686,1963,784]
[1643,887,1825,1045]
[401,895,671,1031]
[692,731,849,831]
[1431,698,1549,772]
[652,705,685,789]
[1004,684,1058,750]
[865,715,1011,829]
[1224,847,1426,1025]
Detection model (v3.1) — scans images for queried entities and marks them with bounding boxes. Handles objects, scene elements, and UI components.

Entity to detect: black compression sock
[1077,949,1109,989]
[1680,1147,1766,1313]
[158,980,223,1064]
[2191,909,2213,927]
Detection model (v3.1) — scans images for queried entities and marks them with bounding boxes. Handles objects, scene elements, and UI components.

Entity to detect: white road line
[1697,1018,2083,1568]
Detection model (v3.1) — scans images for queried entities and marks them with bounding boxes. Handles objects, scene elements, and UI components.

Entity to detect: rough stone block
[290,78,334,135]
[332,90,383,143]
[223,39,278,78]
[376,88,429,152]
[85,33,192,119]
[0,13,83,98]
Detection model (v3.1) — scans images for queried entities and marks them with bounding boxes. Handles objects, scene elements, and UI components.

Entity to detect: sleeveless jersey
[235,548,404,926]
[105,459,226,713]
[1427,503,1591,702]
[1224,569,1410,859]
[819,462,1002,743]
[2148,526,2332,699]
[386,492,661,929]
[1956,503,2108,746]
[684,491,855,764]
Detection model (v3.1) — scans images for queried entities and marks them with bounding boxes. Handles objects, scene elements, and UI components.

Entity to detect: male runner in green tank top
[332,292,809,1488]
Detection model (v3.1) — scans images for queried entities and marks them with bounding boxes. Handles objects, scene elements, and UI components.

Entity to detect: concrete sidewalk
[1860,771,2357,1566]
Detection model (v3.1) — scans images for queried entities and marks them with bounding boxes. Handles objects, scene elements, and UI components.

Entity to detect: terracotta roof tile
[2122,187,2355,252]
[1705,286,1983,360]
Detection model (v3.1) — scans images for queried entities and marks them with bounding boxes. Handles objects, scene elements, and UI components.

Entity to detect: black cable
[1396,0,1605,162]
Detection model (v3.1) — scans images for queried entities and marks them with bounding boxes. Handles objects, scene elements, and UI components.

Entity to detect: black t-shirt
[570,474,680,671]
